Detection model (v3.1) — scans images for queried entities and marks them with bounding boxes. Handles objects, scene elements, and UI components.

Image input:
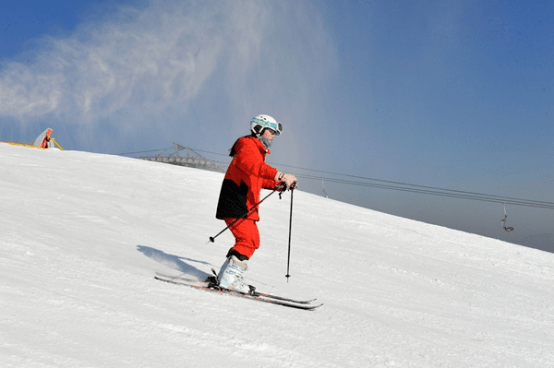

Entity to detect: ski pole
[209,189,280,243]
[285,187,295,282]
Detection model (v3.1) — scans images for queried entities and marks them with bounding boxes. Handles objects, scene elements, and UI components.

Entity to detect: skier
[213,114,297,294]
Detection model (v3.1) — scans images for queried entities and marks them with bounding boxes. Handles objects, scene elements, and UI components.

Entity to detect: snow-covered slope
[1,144,553,367]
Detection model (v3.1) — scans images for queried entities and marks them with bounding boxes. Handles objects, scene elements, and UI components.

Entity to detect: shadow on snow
[137,245,212,280]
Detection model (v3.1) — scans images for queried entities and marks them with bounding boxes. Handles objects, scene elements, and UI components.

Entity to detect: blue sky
[1,0,553,251]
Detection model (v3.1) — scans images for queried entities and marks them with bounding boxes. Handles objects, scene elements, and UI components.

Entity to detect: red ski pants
[224,218,260,260]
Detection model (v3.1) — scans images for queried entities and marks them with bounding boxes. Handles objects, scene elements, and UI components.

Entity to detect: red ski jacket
[216,136,280,221]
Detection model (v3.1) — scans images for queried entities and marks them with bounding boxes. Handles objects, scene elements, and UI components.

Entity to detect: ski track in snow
[1,144,554,367]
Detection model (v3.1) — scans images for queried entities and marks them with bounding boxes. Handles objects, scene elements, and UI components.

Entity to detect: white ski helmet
[250,114,282,136]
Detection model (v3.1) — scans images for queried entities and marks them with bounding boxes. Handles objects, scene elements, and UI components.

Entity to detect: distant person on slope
[213,114,297,294]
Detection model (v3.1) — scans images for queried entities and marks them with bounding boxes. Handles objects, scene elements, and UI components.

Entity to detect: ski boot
[207,255,256,295]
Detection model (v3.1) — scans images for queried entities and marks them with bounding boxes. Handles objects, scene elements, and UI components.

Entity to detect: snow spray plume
[0,1,336,156]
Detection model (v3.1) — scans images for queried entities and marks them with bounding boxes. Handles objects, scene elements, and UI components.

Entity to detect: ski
[154,276,322,311]
[155,272,317,305]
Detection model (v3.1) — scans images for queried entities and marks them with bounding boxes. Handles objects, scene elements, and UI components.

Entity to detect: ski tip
[305,303,323,311]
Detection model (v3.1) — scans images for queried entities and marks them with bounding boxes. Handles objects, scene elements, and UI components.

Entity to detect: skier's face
[262,128,276,143]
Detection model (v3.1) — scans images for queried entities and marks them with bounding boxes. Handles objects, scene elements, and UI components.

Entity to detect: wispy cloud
[0,1,336,153]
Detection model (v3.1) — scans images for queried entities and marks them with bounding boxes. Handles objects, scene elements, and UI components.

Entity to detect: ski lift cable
[291,171,554,207]
[296,174,554,210]
[119,145,553,208]
[295,173,554,206]
[116,145,554,210]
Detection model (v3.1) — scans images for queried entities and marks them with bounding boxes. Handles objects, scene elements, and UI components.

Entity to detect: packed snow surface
[1,144,554,367]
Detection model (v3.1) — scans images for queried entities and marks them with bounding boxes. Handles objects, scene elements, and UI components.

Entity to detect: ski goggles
[251,118,283,136]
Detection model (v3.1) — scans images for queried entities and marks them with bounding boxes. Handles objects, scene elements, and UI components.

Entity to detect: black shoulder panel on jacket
[216,179,250,219]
